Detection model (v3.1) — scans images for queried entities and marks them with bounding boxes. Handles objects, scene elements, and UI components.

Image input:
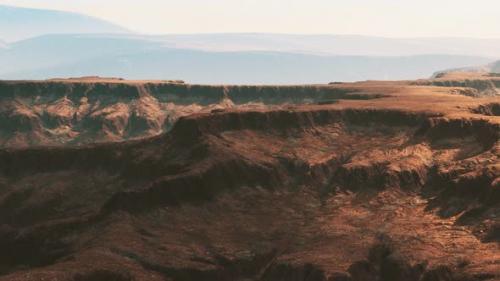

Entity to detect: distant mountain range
[0,35,164,76]
[0,35,492,84]
[0,5,128,42]
[0,5,498,83]
[149,34,500,58]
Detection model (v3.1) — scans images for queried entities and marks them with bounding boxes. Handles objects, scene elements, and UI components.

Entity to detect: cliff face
[416,72,500,97]
[0,81,366,147]
[0,76,499,281]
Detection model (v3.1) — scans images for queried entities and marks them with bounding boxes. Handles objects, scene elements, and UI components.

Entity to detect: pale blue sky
[1,0,499,38]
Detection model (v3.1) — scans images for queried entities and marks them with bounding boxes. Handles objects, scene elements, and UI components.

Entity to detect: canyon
[0,72,498,281]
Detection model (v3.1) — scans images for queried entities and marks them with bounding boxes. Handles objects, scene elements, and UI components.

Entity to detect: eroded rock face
[418,71,500,97]
[473,103,500,117]
[0,75,498,281]
[0,81,364,148]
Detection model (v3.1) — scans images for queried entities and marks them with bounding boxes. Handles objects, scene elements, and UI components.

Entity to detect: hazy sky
[1,0,499,38]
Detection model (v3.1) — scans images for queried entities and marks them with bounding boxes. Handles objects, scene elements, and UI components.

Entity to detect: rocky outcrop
[429,79,498,96]
[415,71,500,96]
[472,103,500,116]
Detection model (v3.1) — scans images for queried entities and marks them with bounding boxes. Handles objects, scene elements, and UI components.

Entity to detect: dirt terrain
[0,73,498,281]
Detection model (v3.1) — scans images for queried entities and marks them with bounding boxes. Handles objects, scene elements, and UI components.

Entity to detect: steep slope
[0,77,498,280]
[0,5,128,42]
